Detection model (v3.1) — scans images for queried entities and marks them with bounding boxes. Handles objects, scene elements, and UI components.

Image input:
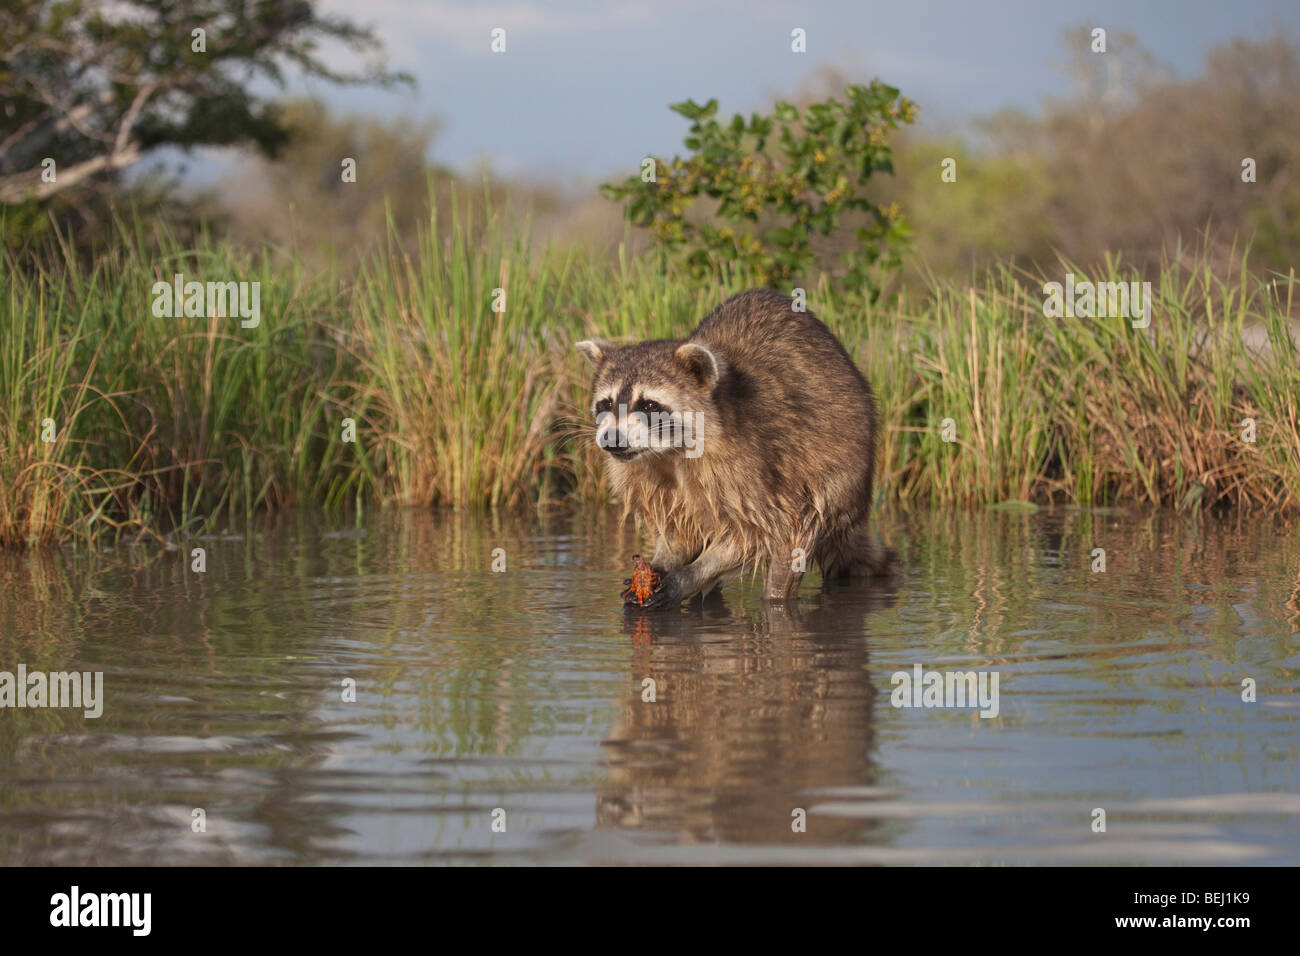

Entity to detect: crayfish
[622,554,662,606]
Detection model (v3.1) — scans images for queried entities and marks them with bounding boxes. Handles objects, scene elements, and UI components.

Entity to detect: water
[2,507,1298,865]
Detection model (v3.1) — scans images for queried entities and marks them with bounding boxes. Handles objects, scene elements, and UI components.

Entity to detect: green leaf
[670,99,704,119]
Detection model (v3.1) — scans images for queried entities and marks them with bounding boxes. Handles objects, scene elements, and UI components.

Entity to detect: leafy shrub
[601,82,917,301]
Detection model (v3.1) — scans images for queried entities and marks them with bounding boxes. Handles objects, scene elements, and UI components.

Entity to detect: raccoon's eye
[594,398,613,416]
[639,400,663,414]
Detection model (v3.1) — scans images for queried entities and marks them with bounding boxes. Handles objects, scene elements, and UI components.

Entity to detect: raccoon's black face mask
[576,338,719,463]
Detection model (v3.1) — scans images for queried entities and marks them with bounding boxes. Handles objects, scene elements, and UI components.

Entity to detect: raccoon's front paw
[634,570,684,610]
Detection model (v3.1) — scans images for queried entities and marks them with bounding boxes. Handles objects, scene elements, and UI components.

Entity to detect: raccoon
[577,288,896,607]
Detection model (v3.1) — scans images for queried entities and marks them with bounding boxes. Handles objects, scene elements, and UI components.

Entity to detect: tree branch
[0,145,141,203]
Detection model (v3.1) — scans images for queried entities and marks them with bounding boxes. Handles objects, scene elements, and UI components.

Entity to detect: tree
[0,0,409,206]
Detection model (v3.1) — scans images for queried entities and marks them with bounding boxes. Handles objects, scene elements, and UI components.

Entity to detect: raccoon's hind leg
[860,537,899,577]
[817,521,898,583]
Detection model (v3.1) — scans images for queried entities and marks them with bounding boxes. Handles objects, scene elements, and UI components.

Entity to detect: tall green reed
[2,188,1297,551]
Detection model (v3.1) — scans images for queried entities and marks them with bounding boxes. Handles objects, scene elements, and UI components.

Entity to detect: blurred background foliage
[5,16,1296,290]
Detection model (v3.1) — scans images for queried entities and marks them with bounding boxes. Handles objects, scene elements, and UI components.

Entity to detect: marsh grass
[0,264,105,547]
[349,187,577,509]
[2,191,1297,549]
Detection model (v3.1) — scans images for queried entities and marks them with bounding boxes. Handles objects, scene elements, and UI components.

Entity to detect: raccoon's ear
[575,339,608,367]
[674,342,721,389]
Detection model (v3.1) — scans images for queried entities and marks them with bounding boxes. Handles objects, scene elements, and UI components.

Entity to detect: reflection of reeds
[3,186,1299,549]
[1289,561,1300,633]
[872,505,1300,663]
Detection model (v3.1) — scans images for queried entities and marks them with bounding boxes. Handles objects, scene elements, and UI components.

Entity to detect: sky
[198,0,1299,186]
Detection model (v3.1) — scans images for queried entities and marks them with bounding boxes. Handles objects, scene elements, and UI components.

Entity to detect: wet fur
[579,289,896,606]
